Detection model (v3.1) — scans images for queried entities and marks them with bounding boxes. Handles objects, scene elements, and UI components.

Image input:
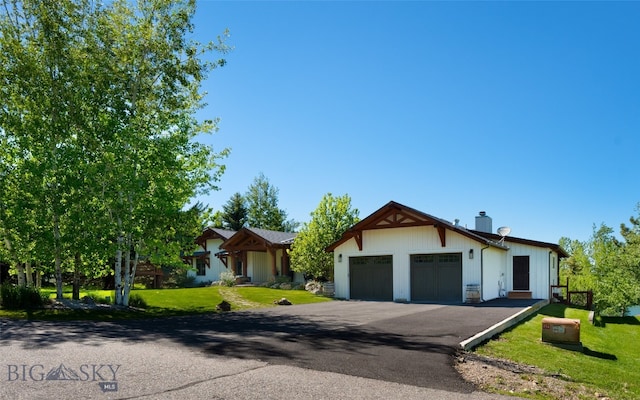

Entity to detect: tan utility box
[541,317,581,344]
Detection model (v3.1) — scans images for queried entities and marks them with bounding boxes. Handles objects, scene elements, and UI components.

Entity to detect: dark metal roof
[220,227,297,250]
[207,228,237,240]
[469,230,569,258]
[246,228,297,245]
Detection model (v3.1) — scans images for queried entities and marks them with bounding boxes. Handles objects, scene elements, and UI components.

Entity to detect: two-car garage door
[349,253,462,302]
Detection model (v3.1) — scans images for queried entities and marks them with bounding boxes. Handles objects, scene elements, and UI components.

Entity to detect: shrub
[174,273,198,288]
[127,293,147,308]
[0,283,45,309]
[275,275,291,284]
[219,271,236,287]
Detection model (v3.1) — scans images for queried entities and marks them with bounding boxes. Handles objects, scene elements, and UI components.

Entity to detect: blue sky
[191,1,640,244]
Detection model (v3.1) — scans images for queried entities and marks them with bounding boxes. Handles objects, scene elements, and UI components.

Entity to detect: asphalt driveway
[212,299,538,392]
[1,298,537,397]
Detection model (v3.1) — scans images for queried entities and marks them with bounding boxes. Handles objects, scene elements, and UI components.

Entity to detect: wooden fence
[550,277,593,310]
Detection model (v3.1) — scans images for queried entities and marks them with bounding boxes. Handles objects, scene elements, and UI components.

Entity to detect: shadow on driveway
[0,299,535,393]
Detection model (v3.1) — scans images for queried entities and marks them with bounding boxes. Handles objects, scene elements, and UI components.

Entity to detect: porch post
[242,252,248,277]
[282,249,290,277]
[269,248,278,277]
[230,252,237,275]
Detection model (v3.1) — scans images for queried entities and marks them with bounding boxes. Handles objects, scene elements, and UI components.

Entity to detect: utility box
[541,317,581,345]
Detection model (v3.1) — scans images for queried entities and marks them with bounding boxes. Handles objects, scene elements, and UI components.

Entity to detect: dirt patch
[455,352,610,400]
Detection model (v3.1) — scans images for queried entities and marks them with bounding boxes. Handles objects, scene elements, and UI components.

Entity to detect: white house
[185,227,302,284]
[185,227,236,284]
[326,201,567,303]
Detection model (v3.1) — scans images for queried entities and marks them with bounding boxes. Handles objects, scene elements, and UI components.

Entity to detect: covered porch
[218,228,296,283]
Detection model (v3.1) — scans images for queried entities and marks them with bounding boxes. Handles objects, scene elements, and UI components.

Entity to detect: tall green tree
[289,193,359,281]
[0,0,230,304]
[620,203,640,281]
[558,237,593,290]
[245,173,294,231]
[221,192,247,231]
[89,0,229,306]
[561,220,640,316]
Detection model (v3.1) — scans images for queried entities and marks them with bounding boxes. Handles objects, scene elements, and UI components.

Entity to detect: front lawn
[473,304,640,399]
[0,285,332,320]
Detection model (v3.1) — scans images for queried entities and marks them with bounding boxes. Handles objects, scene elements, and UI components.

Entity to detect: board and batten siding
[504,242,558,299]
[333,226,483,302]
[246,249,296,282]
[481,247,507,300]
[248,252,269,282]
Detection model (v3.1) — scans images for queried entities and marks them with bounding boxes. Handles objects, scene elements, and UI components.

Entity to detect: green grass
[474,304,640,400]
[0,285,332,320]
[235,286,332,306]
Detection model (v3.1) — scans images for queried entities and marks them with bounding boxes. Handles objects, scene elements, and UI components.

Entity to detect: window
[235,260,243,276]
[196,259,206,276]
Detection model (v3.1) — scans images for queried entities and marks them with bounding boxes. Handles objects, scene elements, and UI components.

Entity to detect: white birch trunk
[35,267,42,289]
[123,243,140,307]
[16,263,25,287]
[114,237,123,305]
[114,215,124,305]
[25,261,33,287]
[53,213,63,299]
[123,234,131,307]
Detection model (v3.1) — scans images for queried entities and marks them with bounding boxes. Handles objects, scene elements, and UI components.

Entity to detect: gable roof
[326,201,509,252]
[195,227,237,249]
[221,227,297,252]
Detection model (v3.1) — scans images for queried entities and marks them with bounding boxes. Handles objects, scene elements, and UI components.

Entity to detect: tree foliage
[221,192,248,231]
[0,0,229,305]
[245,173,297,231]
[560,207,640,316]
[289,193,359,281]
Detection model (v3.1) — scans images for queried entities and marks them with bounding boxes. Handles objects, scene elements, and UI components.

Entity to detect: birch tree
[0,0,229,304]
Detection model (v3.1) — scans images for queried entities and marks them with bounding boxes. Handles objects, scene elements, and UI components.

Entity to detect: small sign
[552,325,566,334]
[99,382,118,392]
[542,323,550,329]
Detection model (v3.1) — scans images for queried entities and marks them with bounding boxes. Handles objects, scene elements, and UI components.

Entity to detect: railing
[550,277,593,310]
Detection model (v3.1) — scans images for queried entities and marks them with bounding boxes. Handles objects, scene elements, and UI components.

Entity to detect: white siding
[248,252,270,282]
[481,247,507,300]
[333,225,562,302]
[333,226,485,302]
[504,242,557,299]
[187,238,228,284]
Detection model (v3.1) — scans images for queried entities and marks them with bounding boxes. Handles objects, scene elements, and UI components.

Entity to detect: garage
[349,255,393,301]
[410,253,462,302]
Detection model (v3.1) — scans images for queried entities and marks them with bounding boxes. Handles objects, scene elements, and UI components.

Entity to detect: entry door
[513,256,530,291]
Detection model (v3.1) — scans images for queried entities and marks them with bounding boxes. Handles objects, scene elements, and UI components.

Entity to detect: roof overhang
[221,227,296,252]
[326,201,508,252]
[195,227,236,249]
[469,230,569,258]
